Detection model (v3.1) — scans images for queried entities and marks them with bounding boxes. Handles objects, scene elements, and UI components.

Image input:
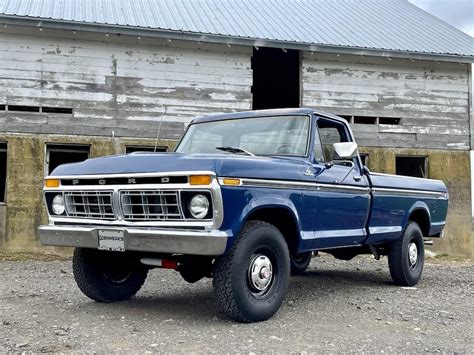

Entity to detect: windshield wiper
[216,146,255,156]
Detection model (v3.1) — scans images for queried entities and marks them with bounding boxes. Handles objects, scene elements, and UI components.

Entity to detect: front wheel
[388,222,425,286]
[213,220,290,323]
[73,248,148,303]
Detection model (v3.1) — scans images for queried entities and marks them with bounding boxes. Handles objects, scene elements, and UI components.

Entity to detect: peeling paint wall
[302,53,470,150]
[0,26,252,139]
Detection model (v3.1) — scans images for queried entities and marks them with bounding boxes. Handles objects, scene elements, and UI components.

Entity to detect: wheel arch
[407,203,431,237]
[242,203,302,254]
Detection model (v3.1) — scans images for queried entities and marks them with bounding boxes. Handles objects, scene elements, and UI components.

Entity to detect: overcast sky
[409,0,474,37]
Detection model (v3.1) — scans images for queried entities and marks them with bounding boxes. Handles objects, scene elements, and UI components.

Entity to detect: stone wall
[0,132,176,253]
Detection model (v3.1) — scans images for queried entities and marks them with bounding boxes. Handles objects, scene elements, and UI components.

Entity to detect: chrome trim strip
[372,187,446,198]
[314,228,367,238]
[38,225,229,256]
[219,177,371,193]
[219,177,446,199]
[431,221,446,226]
[369,226,403,234]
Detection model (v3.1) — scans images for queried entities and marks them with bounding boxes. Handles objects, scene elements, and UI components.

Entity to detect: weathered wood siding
[0,27,252,140]
[302,53,470,150]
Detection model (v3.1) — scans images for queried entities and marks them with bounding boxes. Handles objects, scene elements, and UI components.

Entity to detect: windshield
[175,115,310,156]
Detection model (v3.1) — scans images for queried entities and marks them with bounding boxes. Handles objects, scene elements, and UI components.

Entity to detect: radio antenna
[154,115,163,152]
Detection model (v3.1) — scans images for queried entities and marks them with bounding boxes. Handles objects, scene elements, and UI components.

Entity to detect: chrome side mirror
[333,142,358,160]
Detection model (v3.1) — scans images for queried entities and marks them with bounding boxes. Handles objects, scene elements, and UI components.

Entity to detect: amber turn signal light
[45,179,60,188]
[189,175,212,185]
[222,178,241,186]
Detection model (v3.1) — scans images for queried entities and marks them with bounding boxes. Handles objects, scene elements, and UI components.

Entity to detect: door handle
[353,175,363,182]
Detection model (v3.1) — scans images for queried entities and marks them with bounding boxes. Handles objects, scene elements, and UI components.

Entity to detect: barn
[0,0,472,256]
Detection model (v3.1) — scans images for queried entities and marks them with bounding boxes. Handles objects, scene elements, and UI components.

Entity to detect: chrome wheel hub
[248,254,273,292]
[408,242,418,267]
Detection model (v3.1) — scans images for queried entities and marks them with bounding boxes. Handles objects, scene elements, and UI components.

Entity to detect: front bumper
[38,225,230,256]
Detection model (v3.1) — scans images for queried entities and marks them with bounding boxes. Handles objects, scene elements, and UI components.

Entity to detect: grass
[0,251,70,262]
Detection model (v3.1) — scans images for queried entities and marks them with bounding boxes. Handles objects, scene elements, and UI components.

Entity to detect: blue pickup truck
[39,108,448,323]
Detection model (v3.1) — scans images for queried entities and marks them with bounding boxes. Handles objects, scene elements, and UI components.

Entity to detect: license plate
[98,230,125,252]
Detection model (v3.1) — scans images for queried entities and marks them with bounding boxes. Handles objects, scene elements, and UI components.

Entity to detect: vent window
[46,144,90,175]
[396,156,428,178]
[360,153,369,166]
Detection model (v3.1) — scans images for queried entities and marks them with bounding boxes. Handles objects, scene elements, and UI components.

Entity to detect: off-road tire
[290,252,312,275]
[212,220,290,323]
[388,222,425,286]
[73,248,148,303]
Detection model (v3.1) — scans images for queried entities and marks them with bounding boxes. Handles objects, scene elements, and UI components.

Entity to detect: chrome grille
[120,190,183,221]
[64,191,115,220]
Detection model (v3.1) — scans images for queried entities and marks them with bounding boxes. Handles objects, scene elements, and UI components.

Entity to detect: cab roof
[190,108,345,125]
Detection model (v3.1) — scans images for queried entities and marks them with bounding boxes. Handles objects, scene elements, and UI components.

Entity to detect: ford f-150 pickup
[39,108,448,323]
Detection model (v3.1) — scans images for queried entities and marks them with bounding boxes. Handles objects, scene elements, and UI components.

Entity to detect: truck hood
[50,152,311,181]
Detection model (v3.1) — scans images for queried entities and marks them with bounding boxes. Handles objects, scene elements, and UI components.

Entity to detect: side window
[316,118,349,162]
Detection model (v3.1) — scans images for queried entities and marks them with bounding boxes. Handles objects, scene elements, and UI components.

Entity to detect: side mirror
[333,142,358,160]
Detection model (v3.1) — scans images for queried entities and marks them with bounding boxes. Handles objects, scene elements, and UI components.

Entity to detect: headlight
[52,194,65,215]
[188,194,209,219]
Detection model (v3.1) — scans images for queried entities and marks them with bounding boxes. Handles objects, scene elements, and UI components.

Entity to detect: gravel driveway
[0,253,472,353]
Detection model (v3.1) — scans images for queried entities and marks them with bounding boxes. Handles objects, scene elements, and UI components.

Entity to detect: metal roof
[0,0,472,60]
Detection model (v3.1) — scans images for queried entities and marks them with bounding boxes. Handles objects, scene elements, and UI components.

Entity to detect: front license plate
[98,230,125,252]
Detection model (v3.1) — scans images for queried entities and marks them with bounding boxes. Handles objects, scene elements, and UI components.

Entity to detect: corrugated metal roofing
[0,0,472,58]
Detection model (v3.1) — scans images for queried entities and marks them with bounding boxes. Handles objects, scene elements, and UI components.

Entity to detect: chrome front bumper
[38,225,230,256]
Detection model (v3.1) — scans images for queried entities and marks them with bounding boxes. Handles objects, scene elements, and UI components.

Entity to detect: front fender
[219,187,304,252]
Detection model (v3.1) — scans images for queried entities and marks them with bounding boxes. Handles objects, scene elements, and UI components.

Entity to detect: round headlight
[52,194,65,215]
[189,194,209,219]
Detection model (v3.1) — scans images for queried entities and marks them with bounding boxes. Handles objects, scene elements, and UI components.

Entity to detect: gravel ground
[0,253,472,353]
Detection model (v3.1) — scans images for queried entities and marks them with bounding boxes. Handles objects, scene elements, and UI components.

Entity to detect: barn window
[354,116,377,125]
[379,117,401,125]
[42,107,73,114]
[8,105,40,113]
[0,104,73,114]
[45,144,90,175]
[396,156,428,178]
[251,47,300,110]
[126,146,167,153]
[0,143,7,203]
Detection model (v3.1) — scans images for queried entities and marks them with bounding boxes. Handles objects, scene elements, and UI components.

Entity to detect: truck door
[312,116,371,249]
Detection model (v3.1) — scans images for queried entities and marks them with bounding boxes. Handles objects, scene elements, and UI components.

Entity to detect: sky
[409,0,474,37]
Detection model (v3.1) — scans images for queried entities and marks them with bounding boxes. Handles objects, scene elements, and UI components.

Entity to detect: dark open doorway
[251,47,300,110]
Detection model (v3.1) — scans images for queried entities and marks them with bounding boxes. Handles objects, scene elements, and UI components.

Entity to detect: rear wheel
[388,222,424,286]
[213,220,290,323]
[290,252,312,275]
[73,248,148,302]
